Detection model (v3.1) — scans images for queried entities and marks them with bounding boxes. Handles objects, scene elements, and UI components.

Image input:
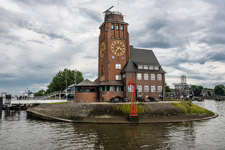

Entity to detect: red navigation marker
[128,79,138,119]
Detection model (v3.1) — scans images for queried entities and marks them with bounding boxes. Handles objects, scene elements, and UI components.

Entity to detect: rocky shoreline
[27,102,218,123]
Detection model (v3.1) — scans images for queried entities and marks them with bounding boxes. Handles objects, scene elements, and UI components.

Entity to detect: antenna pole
[118,0,120,12]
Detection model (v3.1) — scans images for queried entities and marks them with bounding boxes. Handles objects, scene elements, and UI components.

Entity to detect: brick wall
[75,92,98,103]
[99,91,125,102]
[125,72,165,101]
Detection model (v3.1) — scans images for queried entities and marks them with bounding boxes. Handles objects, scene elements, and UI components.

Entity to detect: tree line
[166,84,225,96]
[34,69,84,96]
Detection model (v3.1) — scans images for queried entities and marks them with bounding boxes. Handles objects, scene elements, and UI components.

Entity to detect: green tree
[190,85,203,96]
[214,85,225,96]
[34,89,46,96]
[165,83,171,92]
[46,69,84,94]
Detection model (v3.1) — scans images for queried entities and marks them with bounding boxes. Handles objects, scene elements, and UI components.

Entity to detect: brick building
[75,10,165,102]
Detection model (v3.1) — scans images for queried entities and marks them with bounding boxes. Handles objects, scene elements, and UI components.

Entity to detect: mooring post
[0,97,3,115]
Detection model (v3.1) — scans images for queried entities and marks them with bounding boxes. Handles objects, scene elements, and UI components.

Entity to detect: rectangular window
[111,24,114,30]
[122,56,124,60]
[116,25,119,30]
[110,86,115,91]
[99,87,102,92]
[151,74,155,80]
[144,86,149,92]
[121,25,124,31]
[137,85,142,92]
[112,56,114,59]
[151,86,156,92]
[116,86,121,91]
[138,65,143,69]
[144,74,149,80]
[115,64,121,69]
[149,65,153,70]
[157,74,162,80]
[158,86,162,92]
[144,65,148,70]
[137,73,142,80]
[128,85,131,92]
[154,66,159,70]
[115,75,121,80]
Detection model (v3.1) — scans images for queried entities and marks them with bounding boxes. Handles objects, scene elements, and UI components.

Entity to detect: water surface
[0,100,224,150]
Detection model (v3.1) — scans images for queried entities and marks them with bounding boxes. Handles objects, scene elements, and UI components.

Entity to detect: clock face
[111,40,126,56]
[100,42,105,58]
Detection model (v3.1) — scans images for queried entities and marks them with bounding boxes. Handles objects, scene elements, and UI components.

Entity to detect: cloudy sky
[0,0,225,95]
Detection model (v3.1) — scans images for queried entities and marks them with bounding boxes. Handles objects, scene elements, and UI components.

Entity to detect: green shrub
[171,101,214,115]
[116,104,145,115]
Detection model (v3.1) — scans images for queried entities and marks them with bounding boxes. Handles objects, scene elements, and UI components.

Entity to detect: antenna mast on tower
[118,0,120,12]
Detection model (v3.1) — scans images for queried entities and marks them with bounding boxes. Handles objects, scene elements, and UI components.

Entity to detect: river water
[0,100,224,150]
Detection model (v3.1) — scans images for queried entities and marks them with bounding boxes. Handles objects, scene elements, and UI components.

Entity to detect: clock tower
[98,10,130,83]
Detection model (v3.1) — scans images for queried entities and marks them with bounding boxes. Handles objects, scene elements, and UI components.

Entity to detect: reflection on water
[0,100,225,150]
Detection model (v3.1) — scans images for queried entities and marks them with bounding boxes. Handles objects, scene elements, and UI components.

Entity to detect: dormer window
[154,66,159,70]
[149,66,153,70]
[144,65,148,70]
[138,65,143,69]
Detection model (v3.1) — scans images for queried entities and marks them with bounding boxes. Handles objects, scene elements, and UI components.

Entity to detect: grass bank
[171,101,214,115]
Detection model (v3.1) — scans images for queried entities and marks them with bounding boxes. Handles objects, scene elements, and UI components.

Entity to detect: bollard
[0,97,2,115]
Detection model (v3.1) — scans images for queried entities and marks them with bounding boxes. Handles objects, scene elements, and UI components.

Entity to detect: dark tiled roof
[122,47,165,73]
[76,79,99,87]
[131,47,160,65]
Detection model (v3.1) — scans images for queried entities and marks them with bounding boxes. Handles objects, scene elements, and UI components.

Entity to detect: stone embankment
[27,102,218,123]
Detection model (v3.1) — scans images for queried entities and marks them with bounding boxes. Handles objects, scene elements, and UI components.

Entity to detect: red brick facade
[123,73,165,101]
[75,11,166,103]
[98,13,130,82]
[76,93,98,103]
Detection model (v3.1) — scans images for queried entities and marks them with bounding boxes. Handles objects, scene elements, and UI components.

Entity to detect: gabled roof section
[76,79,99,87]
[130,47,160,66]
[122,46,166,74]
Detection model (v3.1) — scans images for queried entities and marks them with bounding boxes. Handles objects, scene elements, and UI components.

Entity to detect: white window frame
[144,86,149,92]
[137,73,142,80]
[151,86,156,92]
[144,74,149,80]
[115,75,121,80]
[158,86,162,92]
[149,65,153,70]
[151,74,155,80]
[157,74,162,80]
[115,64,121,69]
[138,65,143,69]
[137,85,142,92]
[144,65,148,70]
[154,66,159,70]
[128,85,131,92]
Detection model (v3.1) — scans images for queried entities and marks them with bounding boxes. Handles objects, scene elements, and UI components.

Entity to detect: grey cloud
[79,7,102,23]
